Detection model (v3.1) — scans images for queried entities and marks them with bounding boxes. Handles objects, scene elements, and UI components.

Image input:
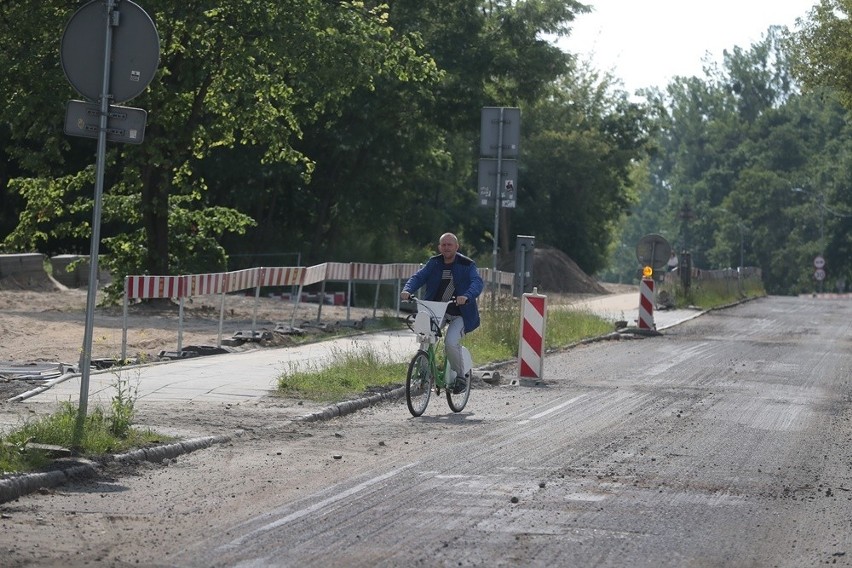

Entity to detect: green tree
[792,0,852,109]
[0,0,436,293]
[630,24,852,294]
[514,71,656,275]
[206,0,592,265]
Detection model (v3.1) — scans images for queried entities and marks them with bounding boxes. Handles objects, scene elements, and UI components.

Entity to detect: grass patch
[1,374,169,476]
[464,298,613,362]
[661,275,765,310]
[545,309,614,349]
[278,345,407,401]
[276,297,615,402]
[464,299,519,363]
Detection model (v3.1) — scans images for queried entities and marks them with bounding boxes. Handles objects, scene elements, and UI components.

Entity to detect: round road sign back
[60,0,159,104]
[636,234,672,271]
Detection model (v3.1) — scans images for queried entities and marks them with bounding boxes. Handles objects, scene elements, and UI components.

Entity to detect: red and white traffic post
[638,266,656,330]
[518,288,547,379]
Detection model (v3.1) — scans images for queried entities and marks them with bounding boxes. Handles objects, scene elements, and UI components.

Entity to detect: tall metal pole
[77,0,116,430]
[819,191,825,293]
[739,224,744,270]
[738,222,744,295]
[490,108,504,309]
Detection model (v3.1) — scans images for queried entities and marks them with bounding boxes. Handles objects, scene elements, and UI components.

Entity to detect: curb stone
[0,435,230,504]
[294,360,519,423]
[296,386,407,422]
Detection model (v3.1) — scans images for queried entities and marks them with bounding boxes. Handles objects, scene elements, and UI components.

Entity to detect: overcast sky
[558,0,818,93]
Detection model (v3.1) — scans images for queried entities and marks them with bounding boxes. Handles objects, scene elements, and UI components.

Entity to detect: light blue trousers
[444,315,466,378]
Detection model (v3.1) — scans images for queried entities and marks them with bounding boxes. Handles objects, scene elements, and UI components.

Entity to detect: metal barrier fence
[662,266,763,300]
[663,266,762,284]
[121,262,515,359]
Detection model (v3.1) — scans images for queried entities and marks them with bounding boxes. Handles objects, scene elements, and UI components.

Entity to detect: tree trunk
[140,163,170,276]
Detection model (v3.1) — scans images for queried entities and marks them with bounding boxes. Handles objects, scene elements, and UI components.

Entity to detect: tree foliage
[792,0,852,109]
[515,73,656,274]
[0,1,438,288]
[1,0,669,299]
[615,25,852,294]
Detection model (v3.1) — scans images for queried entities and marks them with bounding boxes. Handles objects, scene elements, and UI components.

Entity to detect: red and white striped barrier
[186,272,225,296]
[351,262,383,281]
[125,275,185,299]
[324,262,350,281]
[120,260,518,360]
[260,266,303,287]
[638,277,655,330]
[396,263,421,281]
[122,275,188,360]
[224,268,258,293]
[518,289,547,379]
[301,263,328,286]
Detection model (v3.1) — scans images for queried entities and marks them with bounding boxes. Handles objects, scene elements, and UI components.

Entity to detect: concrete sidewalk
[14,292,702,408]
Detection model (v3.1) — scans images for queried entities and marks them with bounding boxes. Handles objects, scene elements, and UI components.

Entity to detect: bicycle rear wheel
[406,350,432,417]
[446,372,470,413]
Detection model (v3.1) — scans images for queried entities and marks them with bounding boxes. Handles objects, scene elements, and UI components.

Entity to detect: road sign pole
[77,0,117,426]
[480,106,519,307]
[490,107,504,309]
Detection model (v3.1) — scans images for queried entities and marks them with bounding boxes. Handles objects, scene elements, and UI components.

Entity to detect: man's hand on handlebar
[400,292,467,305]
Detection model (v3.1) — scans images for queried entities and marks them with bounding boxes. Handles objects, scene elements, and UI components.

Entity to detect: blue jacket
[403,253,484,333]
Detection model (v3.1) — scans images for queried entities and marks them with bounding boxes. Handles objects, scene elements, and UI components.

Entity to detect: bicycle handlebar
[401,296,457,305]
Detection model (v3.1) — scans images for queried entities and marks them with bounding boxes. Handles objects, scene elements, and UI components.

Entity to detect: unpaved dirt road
[2,295,851,567]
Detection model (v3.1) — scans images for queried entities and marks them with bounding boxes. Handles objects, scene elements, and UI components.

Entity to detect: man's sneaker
[452,375,467,394]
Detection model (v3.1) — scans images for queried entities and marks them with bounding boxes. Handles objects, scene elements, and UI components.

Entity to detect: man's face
[439,237,459,261]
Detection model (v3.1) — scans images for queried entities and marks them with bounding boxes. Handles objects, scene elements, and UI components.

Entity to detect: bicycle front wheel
[446,372,470,413]
[406,350,433,417]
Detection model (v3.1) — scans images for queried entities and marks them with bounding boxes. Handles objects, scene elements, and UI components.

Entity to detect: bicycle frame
[422,339,452,390]
[405,297,471,416]
[410,298,453,388]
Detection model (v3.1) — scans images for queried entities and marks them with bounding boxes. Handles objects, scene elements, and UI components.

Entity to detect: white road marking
[517,393,590,425]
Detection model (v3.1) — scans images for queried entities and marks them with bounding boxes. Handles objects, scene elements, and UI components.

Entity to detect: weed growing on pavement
[1,402,163,474]
[0,435,50,476]
[110,372,139,438]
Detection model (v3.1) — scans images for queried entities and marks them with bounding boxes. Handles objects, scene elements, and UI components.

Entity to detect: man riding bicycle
[400,233,484,393]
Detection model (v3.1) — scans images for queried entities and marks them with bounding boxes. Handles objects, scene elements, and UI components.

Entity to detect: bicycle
[403,297,473,417]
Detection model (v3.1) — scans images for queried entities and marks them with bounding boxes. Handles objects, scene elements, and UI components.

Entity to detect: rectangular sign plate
[64,100,147,144]
[478,158,518,208]
[480,107,520,158]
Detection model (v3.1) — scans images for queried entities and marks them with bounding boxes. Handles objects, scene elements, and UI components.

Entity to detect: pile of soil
[500,245,609,295]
